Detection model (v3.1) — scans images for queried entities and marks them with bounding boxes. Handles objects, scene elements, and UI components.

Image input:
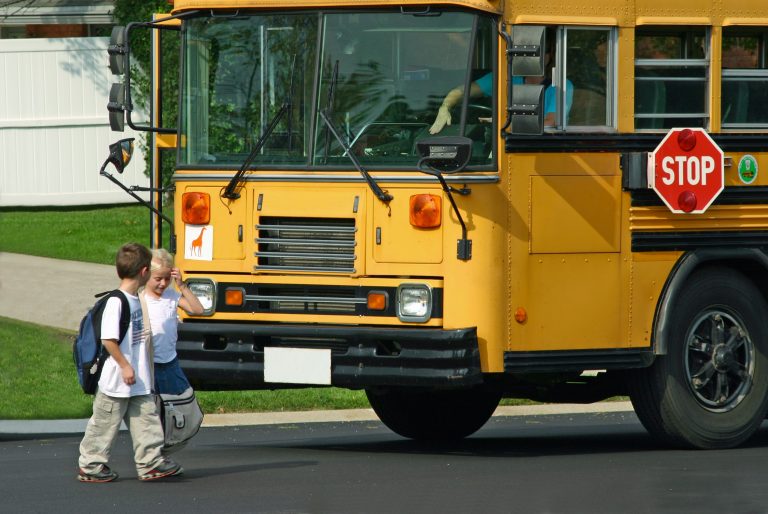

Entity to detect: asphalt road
[4,411,768,514]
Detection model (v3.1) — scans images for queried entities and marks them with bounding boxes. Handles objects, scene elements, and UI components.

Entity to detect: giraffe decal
[190,227,206,256]
[185,225,213,260]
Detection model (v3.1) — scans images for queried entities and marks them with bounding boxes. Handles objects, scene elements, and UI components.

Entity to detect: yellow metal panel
[531,175,622,254]
[372,187,443,264]
[505,0,632,26]
[513,152,618,176]
[154,15,181,27]
[630,204,768,231]
[440,181,508,372]
[155,134,177,149]
[255,185,364,218]
[723,18,768,26]
[627,254,678,348]
[617,27,635,132]
[511,15,618,25]
[635,17,711,25]
[723,153,768,185]
[519,254,622,350]
[635,0,715,22]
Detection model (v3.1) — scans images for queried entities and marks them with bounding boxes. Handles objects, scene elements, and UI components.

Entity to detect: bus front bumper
[176,322,482,390]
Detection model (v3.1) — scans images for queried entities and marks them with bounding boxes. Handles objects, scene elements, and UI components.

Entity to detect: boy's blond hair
[150,248,174,272]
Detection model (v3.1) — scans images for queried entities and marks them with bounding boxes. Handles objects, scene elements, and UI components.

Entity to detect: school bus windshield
[179,10,495,169]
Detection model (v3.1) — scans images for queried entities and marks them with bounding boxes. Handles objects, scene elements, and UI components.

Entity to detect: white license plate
[263,347,331,385]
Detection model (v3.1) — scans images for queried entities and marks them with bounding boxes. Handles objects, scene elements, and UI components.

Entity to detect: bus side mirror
[108,27,128,132]
[106,20,180,135]
[106,138,135,173]
[504,25,547,135]
[510,25,546,76]
[509,84,545,135]
[415,136,472,174]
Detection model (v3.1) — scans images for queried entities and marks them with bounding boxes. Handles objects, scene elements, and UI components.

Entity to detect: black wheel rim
[685,310,755,412]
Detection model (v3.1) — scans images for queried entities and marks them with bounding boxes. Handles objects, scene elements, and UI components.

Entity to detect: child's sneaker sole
[77,467,118,483]
[138,462,181,481]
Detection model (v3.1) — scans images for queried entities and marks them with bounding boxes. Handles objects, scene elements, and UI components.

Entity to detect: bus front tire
[365,387,501,441]
[629,267,768,449]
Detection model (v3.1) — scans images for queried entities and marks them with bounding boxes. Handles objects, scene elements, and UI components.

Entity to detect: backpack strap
[109,290,131,343]
[139,290,155,393]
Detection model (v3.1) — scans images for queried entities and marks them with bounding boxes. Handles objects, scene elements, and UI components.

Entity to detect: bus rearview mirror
[107,138,135,173]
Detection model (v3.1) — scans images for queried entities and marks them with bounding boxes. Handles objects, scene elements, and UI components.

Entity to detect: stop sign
[649,128,724,214]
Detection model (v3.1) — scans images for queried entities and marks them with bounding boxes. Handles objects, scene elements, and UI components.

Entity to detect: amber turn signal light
[367,291,388,311]
[409,194,441,228]
[224,288,244,306]
[182,192,210,225]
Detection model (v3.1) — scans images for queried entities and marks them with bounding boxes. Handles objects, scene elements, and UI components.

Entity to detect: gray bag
[140,292,203,453]
[156,387,204,453]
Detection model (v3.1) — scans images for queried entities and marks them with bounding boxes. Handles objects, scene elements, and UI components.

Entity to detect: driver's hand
[429,105,451,134]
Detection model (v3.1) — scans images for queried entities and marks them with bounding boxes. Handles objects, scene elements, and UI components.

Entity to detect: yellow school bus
[105,0,768,448]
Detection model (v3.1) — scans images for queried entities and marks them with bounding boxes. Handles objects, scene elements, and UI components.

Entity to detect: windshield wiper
[222,104,290,200]
[223,55,296,200]
[318,109,393,203]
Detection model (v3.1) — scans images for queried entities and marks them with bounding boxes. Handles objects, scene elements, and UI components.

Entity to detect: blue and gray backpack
[73,290,130,394]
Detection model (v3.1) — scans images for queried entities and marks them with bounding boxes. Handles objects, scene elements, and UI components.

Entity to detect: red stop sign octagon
[649,128,724,214]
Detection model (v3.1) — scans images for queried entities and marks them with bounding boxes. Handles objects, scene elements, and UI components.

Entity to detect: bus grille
[249,286,361,314]
[255,217,357,273]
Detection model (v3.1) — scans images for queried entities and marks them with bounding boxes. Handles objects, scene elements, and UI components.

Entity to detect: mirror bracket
[99,138,177,253]
[415,136,473,261]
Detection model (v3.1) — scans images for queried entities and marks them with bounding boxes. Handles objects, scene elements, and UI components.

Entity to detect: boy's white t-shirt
[98,291,153,397]
[145,288,182,364]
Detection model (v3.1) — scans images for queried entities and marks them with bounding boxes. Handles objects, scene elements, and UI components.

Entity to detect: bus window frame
[633,26,711,132]
[559,25,617,133]
[721,27,768,131]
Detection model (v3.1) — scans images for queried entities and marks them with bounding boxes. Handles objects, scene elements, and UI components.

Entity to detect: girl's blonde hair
[150,248,174,271]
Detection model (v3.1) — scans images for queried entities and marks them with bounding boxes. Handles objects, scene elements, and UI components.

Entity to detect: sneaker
[138,460,181,481]
[165,458,184,476]
[77,465,118,483]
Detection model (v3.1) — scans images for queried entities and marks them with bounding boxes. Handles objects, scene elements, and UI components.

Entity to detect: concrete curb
[0,402,634,435]
[201,401,635,427]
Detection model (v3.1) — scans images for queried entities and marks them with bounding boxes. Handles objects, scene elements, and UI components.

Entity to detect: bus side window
[722,29,768,129]
[634,27,709,130]
[565,28,613,129]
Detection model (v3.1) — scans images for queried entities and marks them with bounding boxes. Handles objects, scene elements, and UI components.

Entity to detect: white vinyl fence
[0,37,148,207]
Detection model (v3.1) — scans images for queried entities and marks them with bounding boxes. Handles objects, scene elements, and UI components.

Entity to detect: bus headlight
[397,284,432,323]
[185,279,216,316]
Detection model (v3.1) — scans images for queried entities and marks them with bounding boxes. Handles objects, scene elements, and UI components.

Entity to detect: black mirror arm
[417,159,472,260]
[121,13,195,135]
[499,22,514,133]
[100,161,176,253]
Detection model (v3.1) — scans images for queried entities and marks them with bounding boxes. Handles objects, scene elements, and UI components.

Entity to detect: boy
[77,243,181,483]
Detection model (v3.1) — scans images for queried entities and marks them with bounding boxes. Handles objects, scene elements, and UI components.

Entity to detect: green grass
[0,205,169,265]
[0,317,95,419]
[0,316,370,420]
